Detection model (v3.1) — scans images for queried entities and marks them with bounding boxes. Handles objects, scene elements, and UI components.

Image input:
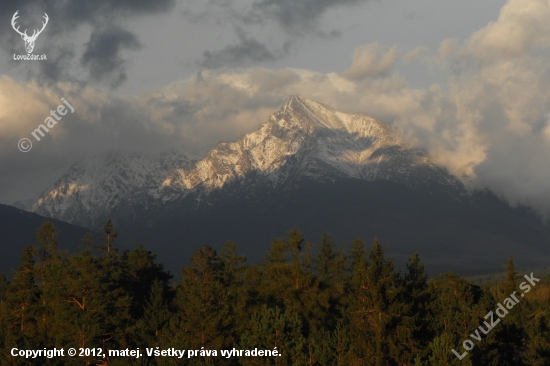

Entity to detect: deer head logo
[11,11,49,54]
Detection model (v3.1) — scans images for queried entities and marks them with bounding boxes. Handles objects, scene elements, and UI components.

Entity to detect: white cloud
[398,0,550,215]
[4,0,550,217]
[342,43,398,81]
[466,0,550,61]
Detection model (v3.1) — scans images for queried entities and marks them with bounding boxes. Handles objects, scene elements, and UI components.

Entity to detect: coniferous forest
[1,220,550,366]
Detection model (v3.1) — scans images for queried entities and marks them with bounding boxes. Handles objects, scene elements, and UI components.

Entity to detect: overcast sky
[3,0,550,218]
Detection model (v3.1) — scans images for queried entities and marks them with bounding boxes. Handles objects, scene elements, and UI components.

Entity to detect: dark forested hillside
[28,96,550,277]
[0,204,99,276]
[113,178,550,277]
[1,221,550,365]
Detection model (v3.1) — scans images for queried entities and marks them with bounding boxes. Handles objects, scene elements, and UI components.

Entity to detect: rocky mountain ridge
[30,95,464,229]
[14,95,550,275]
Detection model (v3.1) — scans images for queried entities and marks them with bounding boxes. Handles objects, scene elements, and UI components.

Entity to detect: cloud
[465,0,550,61]
[81,27,141,88]
[201,29,277,69]
[342,43,398,80]
[36,46,76,83]
[183,0,374,68]
[395,0,550,217]
[0,67,415,203]
[0,0,175,87]
[251,0,368,35]
[183,0,371,37]
[404,46,428,63]
[4,0,550,219]
[0,0,176,32]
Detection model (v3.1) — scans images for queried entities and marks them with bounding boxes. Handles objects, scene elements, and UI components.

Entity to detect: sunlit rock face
[32,95,463,228]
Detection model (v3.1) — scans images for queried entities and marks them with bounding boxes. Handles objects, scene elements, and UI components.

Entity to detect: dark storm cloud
[9,45,77,85]
[81,27,141,88]
[0,0,175,32]
[183,0,370,69]
[201,29,277,69]
[35,46,75,83]
[0,0,175,87]
[250,0,368,34]
[183,0,370,34]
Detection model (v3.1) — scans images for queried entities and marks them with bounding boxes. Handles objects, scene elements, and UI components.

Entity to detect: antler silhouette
[11,11,27,38]
[31,13,49,39]
[11,11,49,39]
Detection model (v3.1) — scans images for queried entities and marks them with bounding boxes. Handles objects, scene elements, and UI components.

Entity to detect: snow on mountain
[11,198,36,211]
[162,95,458,190]
[32,149,202,226]
[31,95,463,227]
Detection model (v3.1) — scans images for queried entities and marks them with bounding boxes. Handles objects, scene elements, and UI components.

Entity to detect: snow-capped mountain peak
[31,95,462,228]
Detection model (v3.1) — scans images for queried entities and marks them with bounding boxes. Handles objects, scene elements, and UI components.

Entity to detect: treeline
[1,221,550,365]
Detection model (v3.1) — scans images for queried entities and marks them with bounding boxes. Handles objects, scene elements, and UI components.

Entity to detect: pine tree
[427,333,473,365]
[345,237,370,363]
[175,245,232,353]
[314,232,346,286]
[399,252,432,362]
[34,222,59,265]
[312,233,347,332]
[503,256,519,294]
[240,302,307,366]
[487,255,528,365]
[11,222,550,366]
[0,273,8,306]
[427,273,494,365]
[121,244,173,320]
[61,244,132,364]
[0,274,8,365]
[137,281,171,343]
[33,222,69,350]
[5,246,40,349]
[347,238,408,365]
[260,229,317,345]
[219,241,249,339]
[99,219,119,257]
[349,238,367,274]
[79,232,94,253]
[263,229,313,295]
[523,310,550,365]
[220,241,247,286]
[329,320,352,366]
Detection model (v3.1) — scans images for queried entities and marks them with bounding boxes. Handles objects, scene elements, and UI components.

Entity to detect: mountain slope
[33,149,202,229]
[33,95,464,227]
[0,204,99,277]
[27,95,550,275]
[163,95,463,192]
